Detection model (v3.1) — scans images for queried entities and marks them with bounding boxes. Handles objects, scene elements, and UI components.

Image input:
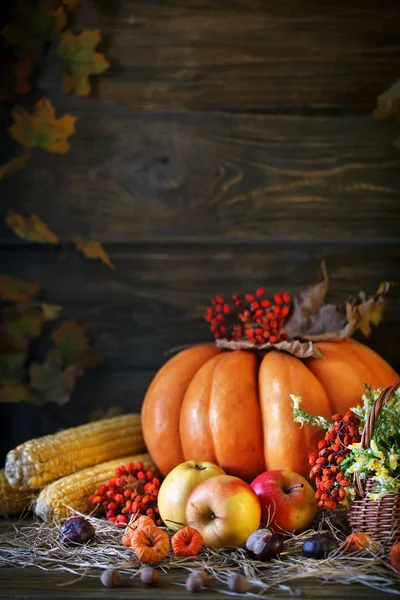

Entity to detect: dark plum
[245,529,284,561]
[59,516,95,546]
[302,533,338,559]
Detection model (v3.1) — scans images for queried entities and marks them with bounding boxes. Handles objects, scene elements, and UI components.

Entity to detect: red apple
[185,474,261,548]
[250,469,317,534]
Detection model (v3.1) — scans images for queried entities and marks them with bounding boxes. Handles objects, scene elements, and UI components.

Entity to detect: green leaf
[0,275,39,302]
[29,359,76,405]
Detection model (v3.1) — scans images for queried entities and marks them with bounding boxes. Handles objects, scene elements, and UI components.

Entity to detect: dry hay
[1,508,400,597]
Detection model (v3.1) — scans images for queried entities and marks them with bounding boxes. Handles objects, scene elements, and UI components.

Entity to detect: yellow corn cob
[0,469,35,516]
[6,413,145,490]
[35,453,158,521]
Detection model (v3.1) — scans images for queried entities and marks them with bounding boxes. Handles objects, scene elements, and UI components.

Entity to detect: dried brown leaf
[6,211,59,244]
[0,275,39,302]
[74,239,116,269]
[0,153,31,180]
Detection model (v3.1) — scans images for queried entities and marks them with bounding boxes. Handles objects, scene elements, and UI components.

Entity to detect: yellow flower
[389,448,398,471]
[370,439,385,459]
[368,458,383,471]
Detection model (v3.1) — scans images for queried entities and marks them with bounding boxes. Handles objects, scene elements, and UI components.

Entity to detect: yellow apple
[158,460,225,531]
[250,469,317,534]
[185,474,261,548]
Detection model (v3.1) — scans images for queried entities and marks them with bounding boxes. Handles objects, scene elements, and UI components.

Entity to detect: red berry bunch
[88,461,162,527]
[205,288,292,344]
[308,411,361,510]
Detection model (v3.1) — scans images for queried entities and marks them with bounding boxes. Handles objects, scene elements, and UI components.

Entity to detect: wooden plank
[0,566,397,600]
[1,242,399,369]
[1,112,399,244]
[38,0,400,113]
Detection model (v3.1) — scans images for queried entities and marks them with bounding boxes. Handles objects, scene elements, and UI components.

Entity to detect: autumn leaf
[0,382,43,405]
[374,79,400,119]
[0,153,31,180]
[0,57,34,102]
[2,0,67,54]
[29,359,76,405]
[57,30,110,96]
[51,321,89,364]
[0,354,26,380]
[75,239,116,269]
[0,275,39,302]
[40,303,63,321]
[1,306,43,344]
[9,98,76,154]
[6,211,59,244]
[88,405,124,421]
[62,0,83,11]
[359,282,391,337]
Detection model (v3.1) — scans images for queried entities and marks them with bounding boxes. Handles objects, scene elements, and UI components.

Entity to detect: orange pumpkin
[131,525,170,563]
[122,515,155,548]
[171,526,203,557]
[141,340,398,481]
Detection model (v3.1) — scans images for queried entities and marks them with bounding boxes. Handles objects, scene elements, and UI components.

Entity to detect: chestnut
[59,516,95,546]
[302,533,338,559]
[245,529,284,561]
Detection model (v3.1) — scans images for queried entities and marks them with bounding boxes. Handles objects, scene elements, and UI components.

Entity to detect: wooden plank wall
[1,0,400,459]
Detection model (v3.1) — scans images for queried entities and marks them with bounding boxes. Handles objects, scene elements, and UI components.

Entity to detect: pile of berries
[88,461,162,527]
[308,411,361,510]
[205,288,292,344]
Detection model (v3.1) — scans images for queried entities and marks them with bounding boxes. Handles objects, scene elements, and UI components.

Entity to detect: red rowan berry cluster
[88,461,162,527]
[205,288,292,344]
[308,411,361,510]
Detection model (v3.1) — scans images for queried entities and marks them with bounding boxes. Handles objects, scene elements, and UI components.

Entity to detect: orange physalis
[344,532,379,553]
[171,526,203,557]
[122,515,155,548]
[130,525,170,564]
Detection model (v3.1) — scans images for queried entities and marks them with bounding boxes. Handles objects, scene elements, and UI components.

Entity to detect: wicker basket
[348,381,400,545]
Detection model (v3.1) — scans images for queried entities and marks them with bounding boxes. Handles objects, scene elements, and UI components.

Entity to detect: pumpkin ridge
[210,351,265,481]
[180,352,224,462]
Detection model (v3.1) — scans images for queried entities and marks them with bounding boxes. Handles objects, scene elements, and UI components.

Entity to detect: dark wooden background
[1,0,400,462]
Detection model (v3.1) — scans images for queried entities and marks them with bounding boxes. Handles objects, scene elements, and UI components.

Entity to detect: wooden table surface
[0,567,398,600]
[1,518,399,599]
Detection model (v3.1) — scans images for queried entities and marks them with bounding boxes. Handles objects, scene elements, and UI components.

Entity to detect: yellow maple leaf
[0,153,31,180]
[57,30,110,97]
[6,211,59,244]
[9,98,76,154]
[359,282,391,337]
[75,239,116,269]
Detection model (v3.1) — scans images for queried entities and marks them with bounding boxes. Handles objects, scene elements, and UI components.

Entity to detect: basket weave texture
[348,381,400,545]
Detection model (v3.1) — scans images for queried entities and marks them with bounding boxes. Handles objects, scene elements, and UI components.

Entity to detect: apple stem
[194,464,207,471]
[286,484,304,494]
